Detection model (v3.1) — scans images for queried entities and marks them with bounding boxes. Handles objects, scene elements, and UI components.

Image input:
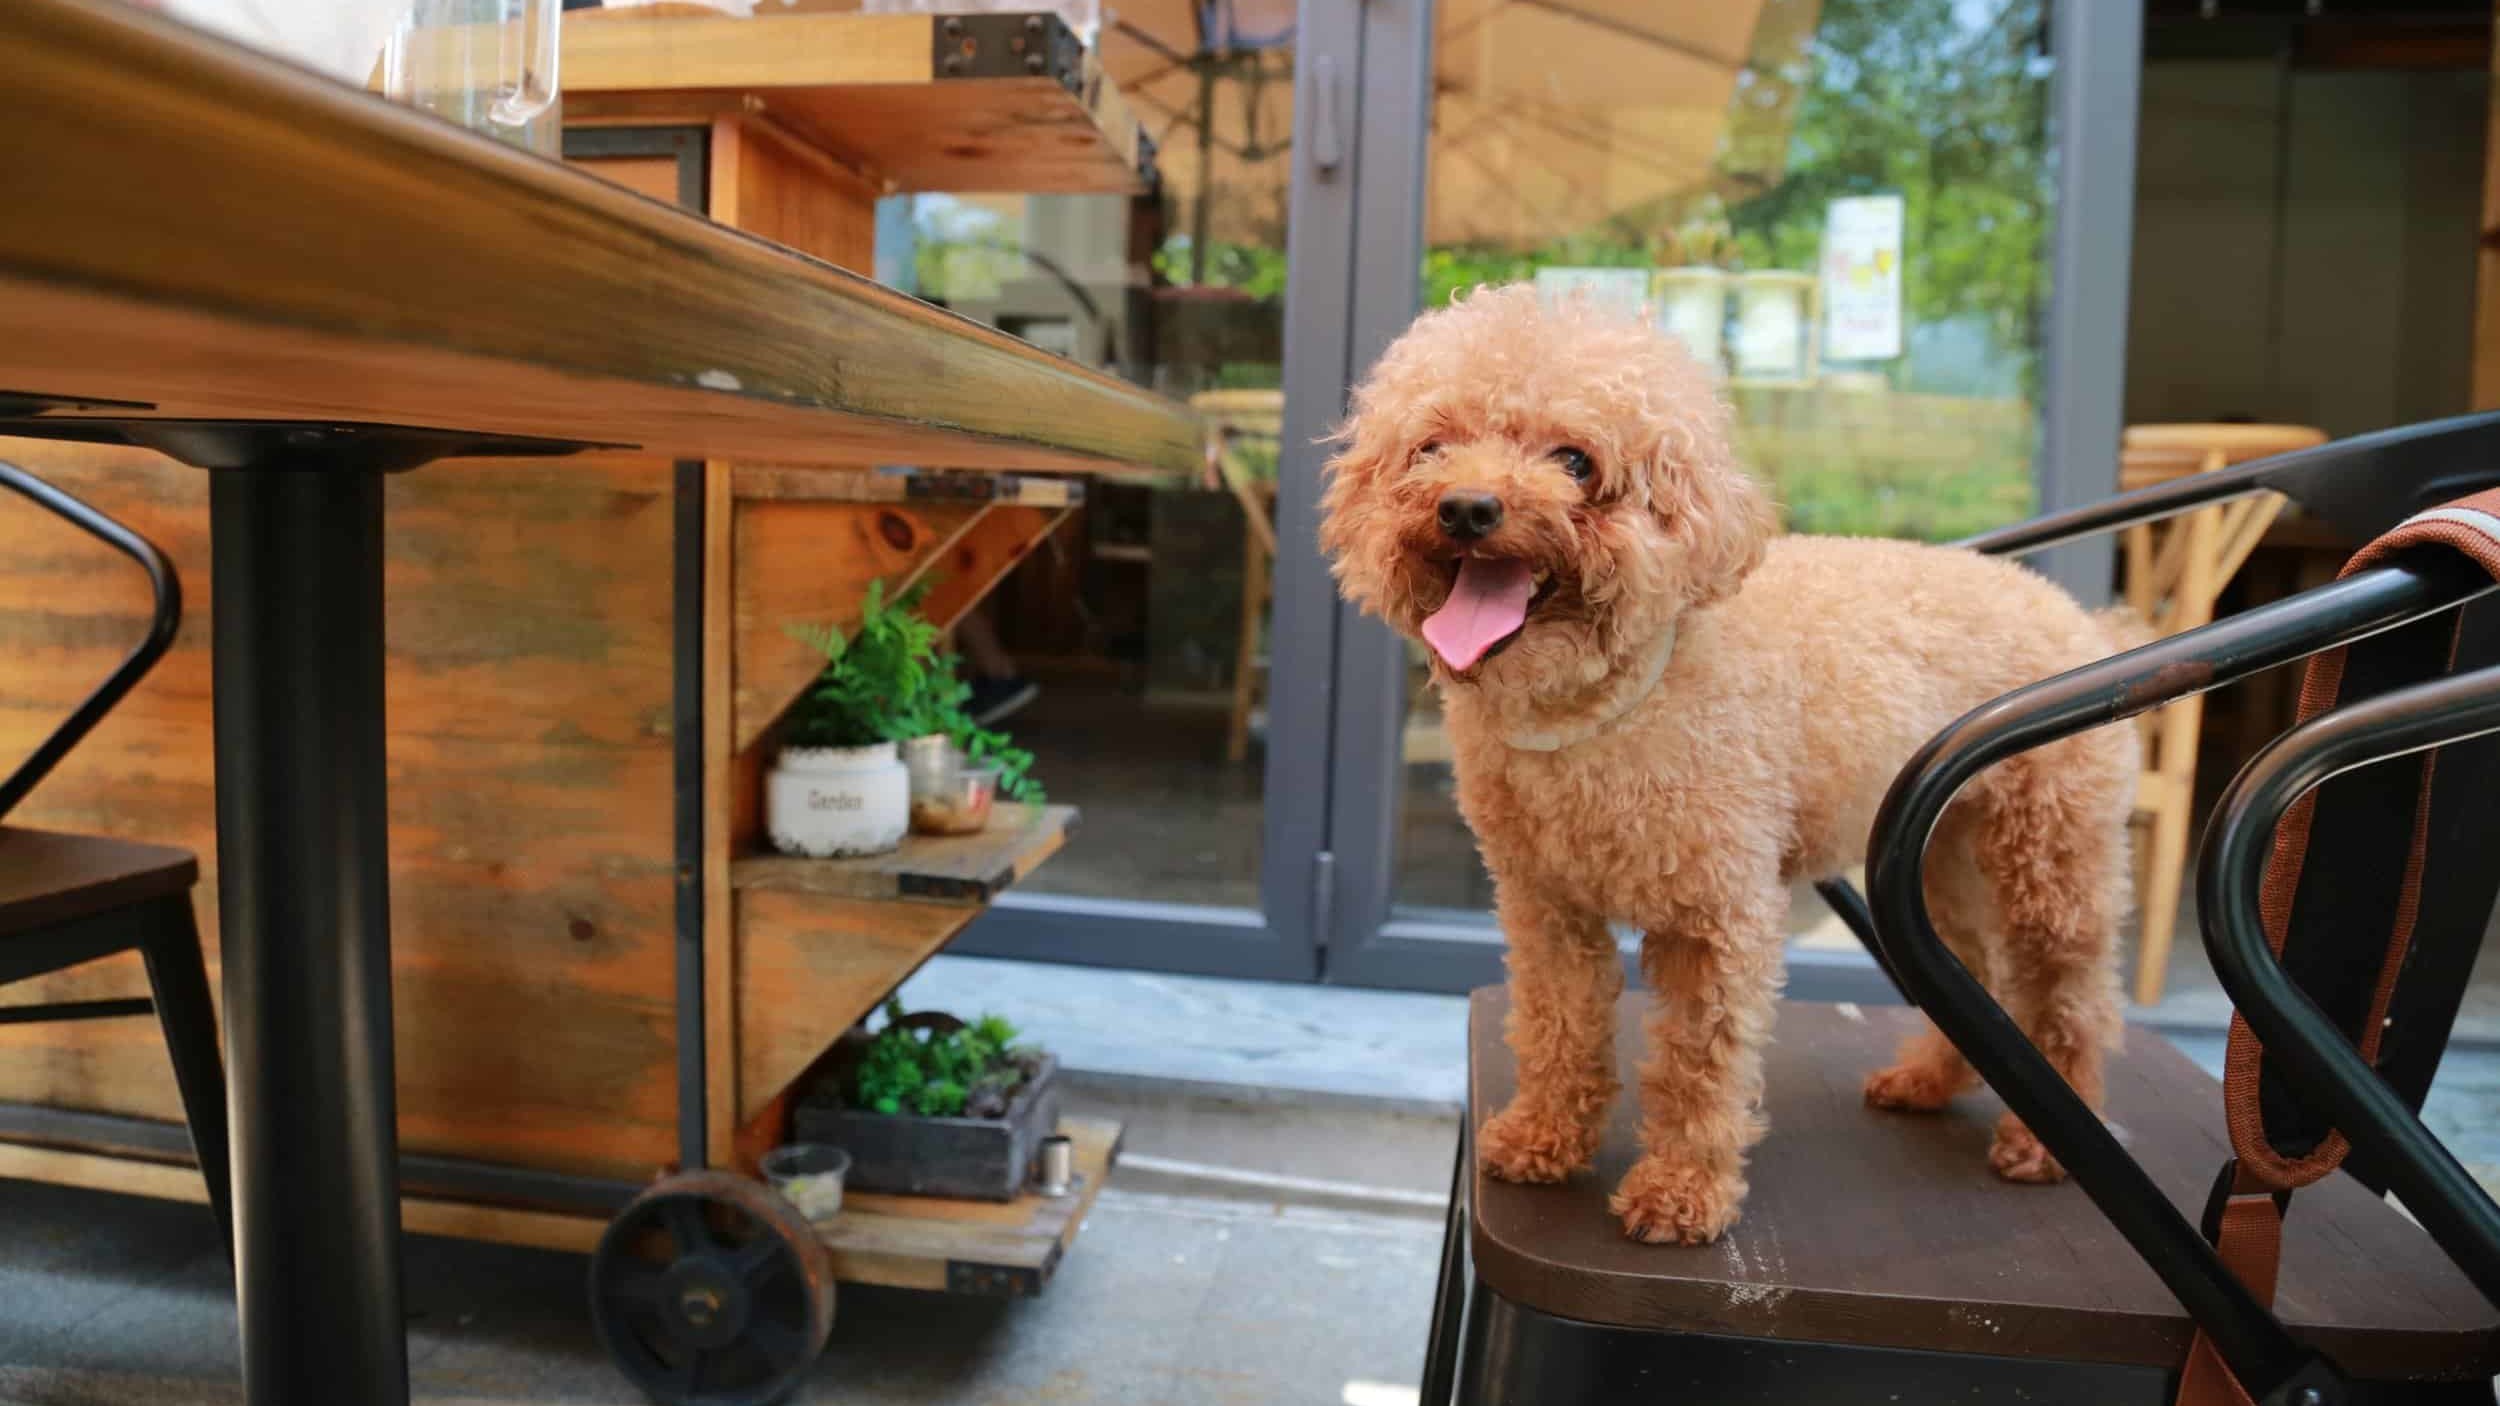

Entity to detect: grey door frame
[953,0,1375,981]
[1322,0,2146,996]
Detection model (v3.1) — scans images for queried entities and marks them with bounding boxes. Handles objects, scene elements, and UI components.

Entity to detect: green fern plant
[781,579,944,750]
[783,579,1043,804]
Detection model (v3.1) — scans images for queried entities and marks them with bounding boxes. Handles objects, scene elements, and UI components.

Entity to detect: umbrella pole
[1190,60,1215,285]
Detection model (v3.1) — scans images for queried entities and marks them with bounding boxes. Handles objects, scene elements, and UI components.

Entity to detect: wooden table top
[1466,989,2500,1378]
[0,0,1199,478]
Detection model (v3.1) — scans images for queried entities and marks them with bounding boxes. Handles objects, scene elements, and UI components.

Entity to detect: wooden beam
[730,497,989,753]
[0,1141,609,1254]
[0,0,1198,477]
[918,505,1073,632]
[734,891,973,1122]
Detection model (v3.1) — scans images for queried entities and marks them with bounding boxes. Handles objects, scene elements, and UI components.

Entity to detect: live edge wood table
[0,3,1194,1403]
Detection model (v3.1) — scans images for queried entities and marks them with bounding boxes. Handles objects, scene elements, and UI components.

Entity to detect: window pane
[1398,0,2054,914]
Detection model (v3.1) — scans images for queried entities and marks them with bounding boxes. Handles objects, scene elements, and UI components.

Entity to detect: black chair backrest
[1849,412,2500,1402]
[1961,410,2500,559]
[0,460,181,822]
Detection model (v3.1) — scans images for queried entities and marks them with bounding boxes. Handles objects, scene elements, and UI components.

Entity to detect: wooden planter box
[794,1054,1063,1202]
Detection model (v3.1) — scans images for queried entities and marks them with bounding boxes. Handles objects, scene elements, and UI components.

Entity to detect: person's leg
[955,600,1038,725]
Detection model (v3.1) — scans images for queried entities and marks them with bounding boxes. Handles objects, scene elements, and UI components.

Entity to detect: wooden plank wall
[0,442,684,1182]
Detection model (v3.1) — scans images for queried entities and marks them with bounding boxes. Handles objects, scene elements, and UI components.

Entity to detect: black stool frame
[1,459,232,1252]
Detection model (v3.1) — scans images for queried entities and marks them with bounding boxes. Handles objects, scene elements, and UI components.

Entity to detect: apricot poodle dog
[1319,286,2137,1245]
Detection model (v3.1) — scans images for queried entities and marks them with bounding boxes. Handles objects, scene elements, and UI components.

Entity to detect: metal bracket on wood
[0,389,156,418]
[0,417,610,472]
[946,1254,1051,1297]
[935,11,1085,93]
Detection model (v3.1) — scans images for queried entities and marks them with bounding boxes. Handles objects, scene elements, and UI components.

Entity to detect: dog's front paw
[1988,1113,2066,1184]
[1609,1157,1744,1245]
[1863,1061,1963,1113]
[1477,1104,1594,1184]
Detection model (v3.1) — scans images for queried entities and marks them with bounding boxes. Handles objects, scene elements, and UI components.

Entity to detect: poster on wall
[1533,267,1652,319]
[1821,194,1905,362]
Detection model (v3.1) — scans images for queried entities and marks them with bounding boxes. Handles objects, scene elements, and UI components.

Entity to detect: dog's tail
[2094,604,2157,655]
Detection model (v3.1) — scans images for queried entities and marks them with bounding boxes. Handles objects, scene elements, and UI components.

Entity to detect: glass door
[911,0,1374,980]
[1326,0,2142,991]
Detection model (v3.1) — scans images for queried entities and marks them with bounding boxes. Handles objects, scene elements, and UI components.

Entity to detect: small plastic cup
[760,1143,850,1222]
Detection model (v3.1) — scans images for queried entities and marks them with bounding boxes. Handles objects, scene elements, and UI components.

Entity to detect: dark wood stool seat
[0,825,230,1251]
[1429,990,2499,1403]
[0,827,196,945]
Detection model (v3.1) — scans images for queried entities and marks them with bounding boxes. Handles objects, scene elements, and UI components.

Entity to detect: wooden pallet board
[0,1115,1127,1295]
[734,806,1077,906]
[818,1115,1121,1294]
[562,11,1151,196]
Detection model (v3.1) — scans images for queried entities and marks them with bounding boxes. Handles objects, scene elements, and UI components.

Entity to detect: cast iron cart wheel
[589,1171,836,1406]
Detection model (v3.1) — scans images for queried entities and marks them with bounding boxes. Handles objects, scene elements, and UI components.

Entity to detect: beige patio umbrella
[1100,0,1820,256]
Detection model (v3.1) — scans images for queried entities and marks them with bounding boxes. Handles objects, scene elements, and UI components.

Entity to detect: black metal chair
[0,460,231,1251]
[1420,412,2500,1405]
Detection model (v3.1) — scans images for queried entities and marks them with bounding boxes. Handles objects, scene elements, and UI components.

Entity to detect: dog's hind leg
[1611,875,1788,1245]
[1865,806,1990,1113]
[1479,885,1623,1184]
[1968,741,2131,1184]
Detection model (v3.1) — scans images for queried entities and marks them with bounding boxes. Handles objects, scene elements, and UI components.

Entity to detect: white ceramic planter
[767,743,909,858]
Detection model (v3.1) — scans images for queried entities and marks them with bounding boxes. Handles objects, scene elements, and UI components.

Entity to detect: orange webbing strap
[2173,488,2500,1406]
[2174,1166,2287,1406]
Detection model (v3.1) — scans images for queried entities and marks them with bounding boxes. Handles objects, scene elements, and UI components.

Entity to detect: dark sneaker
[967,676,1039,726]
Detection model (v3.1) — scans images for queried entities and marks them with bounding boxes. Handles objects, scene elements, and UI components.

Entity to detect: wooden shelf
[818,1115,1121,1294]
[735,805,1078,905]
[0,0,1200,478]
[564,11,1152,197]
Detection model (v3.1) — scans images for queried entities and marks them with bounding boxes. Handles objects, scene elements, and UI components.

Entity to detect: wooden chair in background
[2115,422,2325,1005]
[1191,390,1283,765]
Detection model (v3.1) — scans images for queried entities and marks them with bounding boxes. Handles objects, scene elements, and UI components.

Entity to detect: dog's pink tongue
[1422,556,1535,670]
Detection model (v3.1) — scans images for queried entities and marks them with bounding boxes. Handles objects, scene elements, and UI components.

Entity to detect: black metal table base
[211,464,406,1403]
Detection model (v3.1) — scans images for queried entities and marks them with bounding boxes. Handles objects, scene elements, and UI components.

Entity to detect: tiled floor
[6,950,2497,1403]
[0,1176,1444,1406]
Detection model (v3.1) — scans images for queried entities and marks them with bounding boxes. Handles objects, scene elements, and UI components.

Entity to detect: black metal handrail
[1862,551,2498,1405]
[0,460,182,821]
[2200,661,2500,1306]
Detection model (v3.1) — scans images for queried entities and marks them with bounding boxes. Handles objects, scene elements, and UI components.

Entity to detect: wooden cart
[0,9,1194,1399]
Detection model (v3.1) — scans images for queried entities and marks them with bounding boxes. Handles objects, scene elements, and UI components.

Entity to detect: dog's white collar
[1497,624,1677,752]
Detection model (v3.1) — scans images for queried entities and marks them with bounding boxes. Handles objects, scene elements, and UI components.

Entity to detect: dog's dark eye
[1552,446,1595,482]
[1415,440,1444,462]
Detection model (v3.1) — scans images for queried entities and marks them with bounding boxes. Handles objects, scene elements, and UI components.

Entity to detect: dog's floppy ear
[1648,411,1777,610]
[1316,405,1395,573]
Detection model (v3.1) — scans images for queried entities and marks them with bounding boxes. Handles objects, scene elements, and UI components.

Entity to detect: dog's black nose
[1437,491,1504,542]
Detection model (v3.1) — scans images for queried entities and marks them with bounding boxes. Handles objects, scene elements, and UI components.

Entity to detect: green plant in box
[852,999,1040,1119]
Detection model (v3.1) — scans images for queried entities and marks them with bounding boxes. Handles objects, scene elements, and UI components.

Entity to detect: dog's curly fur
[1319,286,2137,1244]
